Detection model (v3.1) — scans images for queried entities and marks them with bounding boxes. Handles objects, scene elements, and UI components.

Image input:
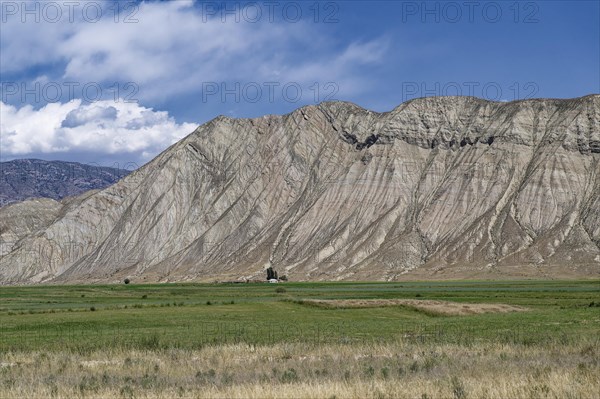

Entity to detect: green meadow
[2,280,599,352]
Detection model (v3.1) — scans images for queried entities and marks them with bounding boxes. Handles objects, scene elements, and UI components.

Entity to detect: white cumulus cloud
[1,1,389,102]
[0,100,197,163]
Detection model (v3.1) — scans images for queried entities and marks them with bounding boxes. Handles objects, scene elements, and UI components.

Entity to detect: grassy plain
[1,280,599,398]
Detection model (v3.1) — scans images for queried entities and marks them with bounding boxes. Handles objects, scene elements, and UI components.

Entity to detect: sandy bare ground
[299,299,528,315]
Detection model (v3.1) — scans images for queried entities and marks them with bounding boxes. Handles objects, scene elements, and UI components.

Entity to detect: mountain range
[1,95,599,284]
[0,159,130,207]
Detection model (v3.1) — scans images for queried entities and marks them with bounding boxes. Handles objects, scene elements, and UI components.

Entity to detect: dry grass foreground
[1,340,598,399]
[298,299,528,316]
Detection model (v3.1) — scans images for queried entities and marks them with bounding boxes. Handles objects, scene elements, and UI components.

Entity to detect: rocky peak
[1,95,598,284]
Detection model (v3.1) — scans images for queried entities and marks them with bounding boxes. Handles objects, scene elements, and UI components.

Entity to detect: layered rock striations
[1,96,598,284]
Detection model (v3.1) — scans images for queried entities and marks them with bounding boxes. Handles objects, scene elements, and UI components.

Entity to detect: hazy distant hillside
[0,159,131,207]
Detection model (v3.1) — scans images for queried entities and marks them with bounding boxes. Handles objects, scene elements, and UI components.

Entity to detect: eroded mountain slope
[1,96,598,284]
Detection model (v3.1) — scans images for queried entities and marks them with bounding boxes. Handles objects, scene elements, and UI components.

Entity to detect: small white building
[268,278,279,283]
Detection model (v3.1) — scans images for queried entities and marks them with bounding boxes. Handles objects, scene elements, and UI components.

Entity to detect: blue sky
[1,0,598,167]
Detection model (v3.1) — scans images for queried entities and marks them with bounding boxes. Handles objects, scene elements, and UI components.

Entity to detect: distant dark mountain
[0,159,131,207]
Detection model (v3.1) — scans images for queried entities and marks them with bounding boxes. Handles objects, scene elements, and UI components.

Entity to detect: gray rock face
[0,159,131,207]
[1,96,599,284]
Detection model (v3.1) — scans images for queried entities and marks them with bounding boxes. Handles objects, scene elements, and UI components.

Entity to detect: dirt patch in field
[299,299,527,316]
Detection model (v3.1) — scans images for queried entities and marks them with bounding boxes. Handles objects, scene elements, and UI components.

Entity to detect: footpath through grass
[1,280,599,351]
